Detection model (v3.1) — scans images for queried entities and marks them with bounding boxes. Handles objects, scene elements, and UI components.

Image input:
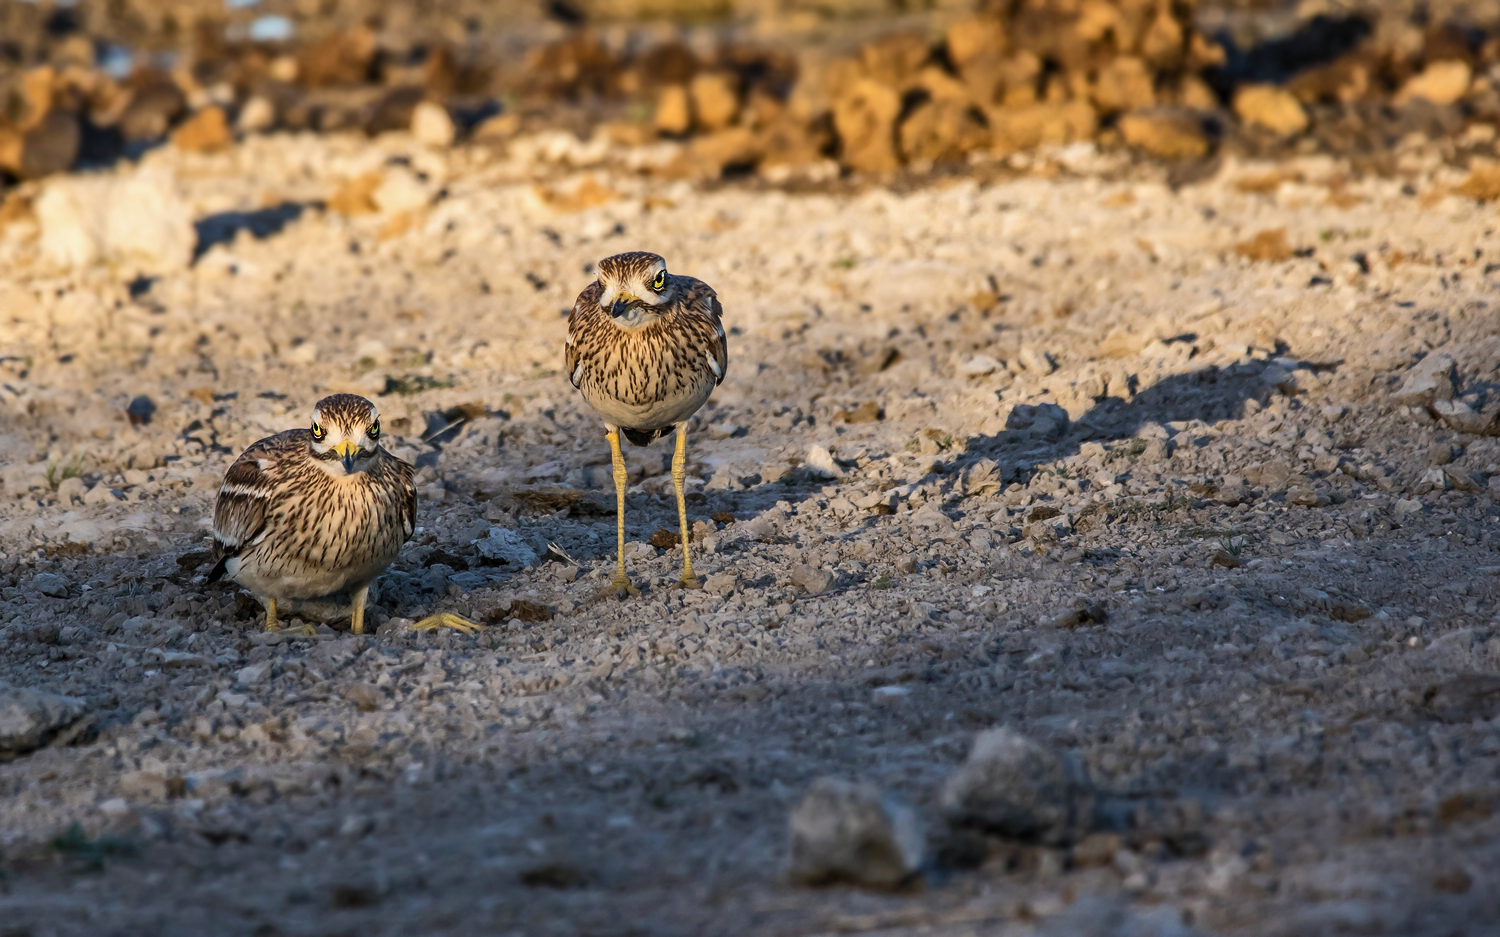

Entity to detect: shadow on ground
[193,202,312,260]
[915,352,1309,502]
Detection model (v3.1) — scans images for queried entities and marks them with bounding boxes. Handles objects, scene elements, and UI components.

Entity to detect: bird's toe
[411,612,484,634]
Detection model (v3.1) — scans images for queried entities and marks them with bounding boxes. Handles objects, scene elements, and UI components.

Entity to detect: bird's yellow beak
[611,292,641,318]
[332,440,358,472]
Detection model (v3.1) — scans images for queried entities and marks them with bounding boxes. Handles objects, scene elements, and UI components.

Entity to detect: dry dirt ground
[2,129,1500,936]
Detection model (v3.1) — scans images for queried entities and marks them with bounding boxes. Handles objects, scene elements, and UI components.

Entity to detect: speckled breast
[237,474,408,599]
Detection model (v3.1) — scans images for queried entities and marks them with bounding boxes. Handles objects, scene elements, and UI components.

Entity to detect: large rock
[0,682,88,754]
[1289,53,1372,104]
[946,14,1007,69]
[833,78,902,173]
[687,127,761,177]
[1233,84,1308,136]
[1433,395,1500,436]
[115,76,187,141]
[0,108,80,179]
[959,51,1042,107]
[36,165,196,273]
[988,100,1096,154]
[688,71,740,132]
[0,66,82,178]
[171,105,232,153]
[788,777,925,888]
[364,86,425,136]
[472,527,539,567]
[913,65,971,105]
[297,26,378,88]
[372,165,437,215]
[759,115,831,171]
[654,84,692,136]
[1457,165,1500,202]
[1092,56,1156,115]
[859,33,931,92]
[1118,108,1212,159]
[899,99,989,164]
[237,96,278,134]
[1171,75,1220,111]
[523,32,621,100]
[940,727,1096,846]
[1395,60,1472,106]
[1139,5,1189,70]
[327,172,382,216]
[411,100,456,147]
[1390,353,1458,406]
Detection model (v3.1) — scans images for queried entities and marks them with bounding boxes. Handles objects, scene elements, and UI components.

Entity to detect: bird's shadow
[470,349,1314,584]
[938,350,1305,496]
[187,349,1320,623]
[193,202,310,261]
[1208,11,1373,88]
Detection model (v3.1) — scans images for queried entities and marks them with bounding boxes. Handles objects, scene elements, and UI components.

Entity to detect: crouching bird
[565,251,728,597]
[208,393,480,635]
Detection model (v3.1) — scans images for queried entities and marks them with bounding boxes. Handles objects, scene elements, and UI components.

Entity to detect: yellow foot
[678,575,703,590]
[411,612,484,634]
[596,575,639,601]
[266,621,317,637]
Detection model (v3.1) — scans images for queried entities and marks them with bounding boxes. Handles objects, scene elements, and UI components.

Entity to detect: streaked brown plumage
[565,250,728,596]
[209,394,477,634]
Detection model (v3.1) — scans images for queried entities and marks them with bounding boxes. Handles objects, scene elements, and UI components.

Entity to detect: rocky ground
[9,0,1500,187]
[2,105,1500,934]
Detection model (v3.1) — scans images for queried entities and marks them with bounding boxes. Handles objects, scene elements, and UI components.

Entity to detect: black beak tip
[341,455,356,472]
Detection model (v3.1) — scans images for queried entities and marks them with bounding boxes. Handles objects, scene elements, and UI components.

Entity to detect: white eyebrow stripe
[705,352,721,379]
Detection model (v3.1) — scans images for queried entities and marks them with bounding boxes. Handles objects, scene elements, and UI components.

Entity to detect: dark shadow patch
[519,860,591,889]
[914,354,1307,505]
[126,275,157,300]
[193,202,310,261]
[1209,12,1374,90]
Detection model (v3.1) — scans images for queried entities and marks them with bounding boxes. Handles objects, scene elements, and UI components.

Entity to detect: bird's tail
[621,425,674,447]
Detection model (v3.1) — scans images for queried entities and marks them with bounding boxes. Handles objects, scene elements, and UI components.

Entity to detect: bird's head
[308,393,384,475]
[596,251,673,328]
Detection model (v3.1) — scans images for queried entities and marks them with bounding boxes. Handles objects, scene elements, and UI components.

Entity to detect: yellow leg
[348,583,478,635]
[411,612,484,634]
[351,586,368,636]
[265,596,313,637]
[672,424,701,589]
[604,427,638,599]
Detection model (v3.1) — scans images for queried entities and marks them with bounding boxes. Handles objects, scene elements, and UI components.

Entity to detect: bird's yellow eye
[651,270,666,292]
[368,420,380,440]
[311,423,325,440]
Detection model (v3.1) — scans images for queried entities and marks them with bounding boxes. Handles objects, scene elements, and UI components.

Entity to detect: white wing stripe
[218,482,272,500]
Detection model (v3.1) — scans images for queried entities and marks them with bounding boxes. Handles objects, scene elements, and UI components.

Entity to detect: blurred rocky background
[3,0,1500,185]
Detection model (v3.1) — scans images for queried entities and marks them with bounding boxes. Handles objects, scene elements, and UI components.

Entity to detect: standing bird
[208,393,479,635]
[565,251,728,597]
